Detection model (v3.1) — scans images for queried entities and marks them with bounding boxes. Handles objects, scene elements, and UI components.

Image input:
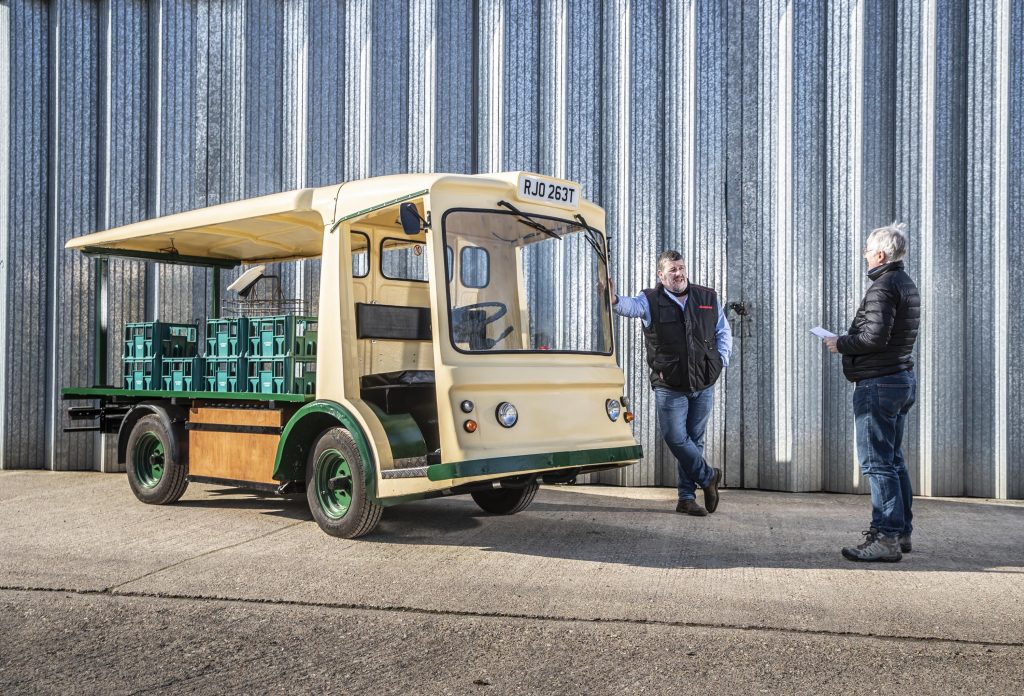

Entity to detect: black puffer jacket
[837,260,920,382]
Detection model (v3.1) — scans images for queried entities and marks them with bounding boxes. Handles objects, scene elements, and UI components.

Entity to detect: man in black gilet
[823,222,920,562]
[612,250,733,516]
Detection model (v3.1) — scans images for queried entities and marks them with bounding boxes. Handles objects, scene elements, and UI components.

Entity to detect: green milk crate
[247,357,316,395]
[123,357,159,390]
[205,318,249,358]
[247,315,318,358]
[204,357,248,393]
[161,357,204,392]
[123,322,198,359]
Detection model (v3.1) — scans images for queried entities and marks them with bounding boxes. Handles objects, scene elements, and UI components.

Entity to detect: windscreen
[442,209,612,355]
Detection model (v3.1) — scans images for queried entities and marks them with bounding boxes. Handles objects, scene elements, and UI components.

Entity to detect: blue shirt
[614,288,733,368]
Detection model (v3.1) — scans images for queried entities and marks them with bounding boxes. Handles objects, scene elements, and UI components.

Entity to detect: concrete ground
[1,470,1022,695]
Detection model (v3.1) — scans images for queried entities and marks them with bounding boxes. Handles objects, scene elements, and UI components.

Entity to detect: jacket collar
[867,260,904,281]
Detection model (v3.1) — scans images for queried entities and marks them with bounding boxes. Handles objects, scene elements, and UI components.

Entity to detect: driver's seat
[451,308,489,350]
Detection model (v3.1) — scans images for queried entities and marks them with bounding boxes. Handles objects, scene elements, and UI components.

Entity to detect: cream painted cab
[63,172,642,538]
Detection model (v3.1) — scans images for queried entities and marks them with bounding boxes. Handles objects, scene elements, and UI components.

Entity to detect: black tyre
[305,427,382,538]
[471,481,539,515]
[125,414,189,505]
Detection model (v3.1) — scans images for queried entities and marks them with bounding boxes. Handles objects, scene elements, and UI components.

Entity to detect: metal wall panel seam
[629,0,664,488]
[345,0,372,180]
[564,0,603,485]
[993,0,1010,500]
[738,0,761,490]
[1010,0,1024,499]
[96,0,112,471]
[657,0,691,485]
[698,0,730,477]
[283,0,309,306]
[600,0,635,484]
[772,0,793,480]
[0,1,8,469]
[48,0,101,471]
[44,0,62,470]
[8,0,50,470]
[434,0,475,172]
[409,0,437,173]
[722,0,746,488]
[965,0,1008,497]
[790,0,826,491]
[822,0,865,494]
[370,0,409,177]
[477,0,503,172]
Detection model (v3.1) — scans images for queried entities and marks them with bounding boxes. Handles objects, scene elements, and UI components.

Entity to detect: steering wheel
[454,301,507,326]
[452,302,513,349]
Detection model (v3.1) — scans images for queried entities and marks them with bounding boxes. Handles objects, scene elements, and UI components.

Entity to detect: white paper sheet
[809,326,837,339]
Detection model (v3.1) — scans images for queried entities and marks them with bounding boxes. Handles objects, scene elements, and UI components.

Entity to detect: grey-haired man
[823,223,920,562]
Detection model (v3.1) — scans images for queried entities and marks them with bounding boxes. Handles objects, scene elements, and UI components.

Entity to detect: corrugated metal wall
[2,0,1022,500]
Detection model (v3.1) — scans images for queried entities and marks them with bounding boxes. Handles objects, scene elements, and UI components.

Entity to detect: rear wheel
[125,414,189,504]
[471,481,539,515]
[305,427,382,538]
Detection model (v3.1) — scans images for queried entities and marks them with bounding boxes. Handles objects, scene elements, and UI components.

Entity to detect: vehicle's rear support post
[210,266,220,318]
[94,257,108,386]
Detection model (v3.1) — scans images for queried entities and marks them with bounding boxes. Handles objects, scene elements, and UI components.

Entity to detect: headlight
[605,399,621,421]
[460,400,475,413]
[495,402,518,428]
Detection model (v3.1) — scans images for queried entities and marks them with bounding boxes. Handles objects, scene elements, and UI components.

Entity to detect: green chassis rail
[62,386,314,403]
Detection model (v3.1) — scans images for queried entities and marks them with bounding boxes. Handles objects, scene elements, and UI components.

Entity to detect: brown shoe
[675,499,708,516]
[702,468,722,513]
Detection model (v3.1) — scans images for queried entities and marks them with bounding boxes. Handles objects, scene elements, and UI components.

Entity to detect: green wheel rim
[315,448,353,519]
[133,432,166,488]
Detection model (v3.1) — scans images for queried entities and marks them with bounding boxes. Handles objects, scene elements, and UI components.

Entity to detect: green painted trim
[331,189,430,231]
[61,386,312,403]
[365,402,428,460]
[427,445,643,482]
[274,400,376,498]
[80,246,241,269]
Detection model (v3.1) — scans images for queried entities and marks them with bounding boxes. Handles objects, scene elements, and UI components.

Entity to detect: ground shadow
[364,487,1024,573]
[176,487,312,522]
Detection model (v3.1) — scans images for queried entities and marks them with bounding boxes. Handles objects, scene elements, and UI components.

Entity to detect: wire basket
[222,274,308,317]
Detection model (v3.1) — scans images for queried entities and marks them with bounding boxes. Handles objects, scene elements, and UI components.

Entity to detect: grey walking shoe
[841,530,902,562]
[702,468,722,514]
[675,499,708,516]
[863,527,912,553]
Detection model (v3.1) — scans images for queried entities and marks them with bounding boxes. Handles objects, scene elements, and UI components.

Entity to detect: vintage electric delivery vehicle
[63,172,642,538]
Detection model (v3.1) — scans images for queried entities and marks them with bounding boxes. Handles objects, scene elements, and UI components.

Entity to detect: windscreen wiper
[497,200,561,241]
[574,213,608,263]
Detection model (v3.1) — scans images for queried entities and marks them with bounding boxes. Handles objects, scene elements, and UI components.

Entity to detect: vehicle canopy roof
[65,172,598,266]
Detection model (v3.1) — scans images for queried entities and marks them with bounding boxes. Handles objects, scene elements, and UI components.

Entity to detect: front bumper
[426,444,643,482]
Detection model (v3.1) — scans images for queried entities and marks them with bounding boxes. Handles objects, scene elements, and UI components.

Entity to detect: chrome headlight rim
[605,398,621,422]
[495,402,519,428]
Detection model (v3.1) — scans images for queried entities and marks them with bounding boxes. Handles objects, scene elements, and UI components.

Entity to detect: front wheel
[305,427,382,538]
[125,414,189,504]
[471,482,539,515]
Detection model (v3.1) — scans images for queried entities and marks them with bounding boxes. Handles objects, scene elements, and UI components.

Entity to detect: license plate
[516,175,581,210]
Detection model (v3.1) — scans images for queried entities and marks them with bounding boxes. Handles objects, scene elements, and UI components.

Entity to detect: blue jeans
[655,387,716,501]
[853,370,916,538]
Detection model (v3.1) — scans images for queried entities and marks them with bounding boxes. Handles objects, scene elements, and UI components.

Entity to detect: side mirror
[400,202,426,235]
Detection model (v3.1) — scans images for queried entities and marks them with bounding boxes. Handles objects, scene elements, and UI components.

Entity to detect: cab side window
[381,238,428,282]
[351,231,369,278]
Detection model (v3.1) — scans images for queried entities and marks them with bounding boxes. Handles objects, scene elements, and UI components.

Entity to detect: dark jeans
[853,370,916,538]
[655,386,716,501]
